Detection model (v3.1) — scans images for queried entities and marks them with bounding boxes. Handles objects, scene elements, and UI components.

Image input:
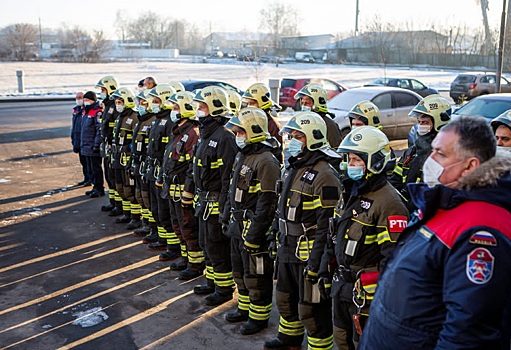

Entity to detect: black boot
[89,189,105,198]
[147,238,167,251]
[225,309,249,323]
[169,258,187,270]
[141,230,158,244]
[115,215,131,224]
[101,203,115,212]
[263,338,302,350]
[178,268,203,280]
[159,247,180,261]
[133,225,150,237]
[126,219,142,230]
[204,291,233,306]
[108,207,123,217]
[193,283,215,295]
[240,319,268,335]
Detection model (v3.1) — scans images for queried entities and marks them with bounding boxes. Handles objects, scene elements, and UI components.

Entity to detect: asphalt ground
[0,101,407,350]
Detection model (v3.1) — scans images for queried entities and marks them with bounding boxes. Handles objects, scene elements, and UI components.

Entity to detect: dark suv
[449,73,511,104]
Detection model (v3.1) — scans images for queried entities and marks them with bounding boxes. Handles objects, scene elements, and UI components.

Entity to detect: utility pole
[496,0,508,93]
[355,0,360,36]
[38,17,43,49]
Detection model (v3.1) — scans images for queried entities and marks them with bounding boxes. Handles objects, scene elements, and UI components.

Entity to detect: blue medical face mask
[152,105,161,114]
[138,105,147,116]
[347,165,365,181]
[98,92,107,100]
[170,111,180,123]
[288,138,304,157]
[235,136,247,149]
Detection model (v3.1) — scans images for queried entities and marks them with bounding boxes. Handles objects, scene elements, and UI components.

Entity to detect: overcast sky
[0,0,500,38]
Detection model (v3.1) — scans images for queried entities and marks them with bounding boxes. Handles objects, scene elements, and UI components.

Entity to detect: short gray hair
[441,115,496,162]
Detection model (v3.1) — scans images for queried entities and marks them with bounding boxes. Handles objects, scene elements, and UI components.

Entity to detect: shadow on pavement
[0,127,72,144]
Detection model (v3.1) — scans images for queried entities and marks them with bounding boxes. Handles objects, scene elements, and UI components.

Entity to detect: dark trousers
[87,155,104,192]
[79,153,93,183]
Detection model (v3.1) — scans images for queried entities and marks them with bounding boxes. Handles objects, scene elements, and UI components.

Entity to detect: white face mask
[422,156,464,188]
[116,105,125,113]
[301,106,312,112]
[152,105,161,114]
[417,124,432,136]
[196,110,207,118]
[235,136,247,149]
[170,110,180,123]
[84,101,91,107]
[76,99,84,106]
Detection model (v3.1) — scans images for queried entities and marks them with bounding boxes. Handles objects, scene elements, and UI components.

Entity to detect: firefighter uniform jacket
[100,98,116,146]
[389,132,436,205]
[276,151,342,271]
[321,173,409,302]
[359,154,511,350]
[112,108,138,169]
[145,110,173,182]
[223,143,281,246]
[159,119,200,199]
[130,112,156,168]
[317,111,342,149]
[192,118,237,216]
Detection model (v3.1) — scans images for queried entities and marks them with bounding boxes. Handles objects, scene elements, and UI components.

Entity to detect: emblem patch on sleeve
[466,247,494,284]
[300,170,318,184]
[469,231,497,247]
[387,215,408,233]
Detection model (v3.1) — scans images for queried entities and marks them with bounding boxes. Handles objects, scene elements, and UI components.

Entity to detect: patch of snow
[42,324,52,329]
[0,179,11,183]
[72,307,109,328]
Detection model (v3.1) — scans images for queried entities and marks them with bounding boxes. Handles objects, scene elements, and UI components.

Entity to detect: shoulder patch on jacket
[469,231,497,247]
[301,169,318,184]
[388,215,408,233]
[466,247,494,284]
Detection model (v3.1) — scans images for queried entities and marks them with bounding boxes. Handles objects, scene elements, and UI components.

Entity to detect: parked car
[279,78,348,111]
[259,55,284,64]
[364,77,438,97]
[295,52,315,63]
[181,80,243,95]
[449,72,511,104]
[327,86,422,140]
[407,93,511,145]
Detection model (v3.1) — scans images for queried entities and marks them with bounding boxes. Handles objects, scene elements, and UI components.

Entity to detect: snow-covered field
[0,57,470,96]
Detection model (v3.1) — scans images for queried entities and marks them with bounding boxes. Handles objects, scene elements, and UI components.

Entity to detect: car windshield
[281,79,296,88]
[327,90,377,111]
[454,97,511,121]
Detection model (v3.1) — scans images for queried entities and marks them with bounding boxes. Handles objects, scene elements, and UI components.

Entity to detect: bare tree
[127,11,178,49]
[5,23,37,61]
[476,0,493,54]
[115,10,130,43]
[259,2,300,48]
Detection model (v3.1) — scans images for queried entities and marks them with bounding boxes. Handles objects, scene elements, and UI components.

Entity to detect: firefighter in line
[95,76,121,212]
[389,94,452,210]
[144,84,181,259]
[242,83,283,164]
[321,126,409,349]
[158,91,205,280]
[222,107,281,335]
[130,90,158,240]
[264,112,342,350]
[110,87,142,228]
[294,83,342,149]
[190,86,238,306]
[347,100,382,130]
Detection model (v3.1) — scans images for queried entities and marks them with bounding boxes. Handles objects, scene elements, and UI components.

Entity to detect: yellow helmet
[168,80,185,93]
[193,86,229,117]
[111,87,136,109]
[227,90,242,114]
[408,94,451,132]
[95,76,119,95]
[294,83,328,113]
[148,84,177,111]
[348,100,381,128]
[243,83,274,110]
[337,126,391,174]
[166,91,197,121]
[281,111,328,151]
[491,109,511,132]
[226,107,270,144]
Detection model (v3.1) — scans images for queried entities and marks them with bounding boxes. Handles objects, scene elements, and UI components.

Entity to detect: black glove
[318,277,332,300]
[73,146,80,153]
[267,230,278,260]
[221,219,230,237]
[303,266,319,284]
[93,146,100,154]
